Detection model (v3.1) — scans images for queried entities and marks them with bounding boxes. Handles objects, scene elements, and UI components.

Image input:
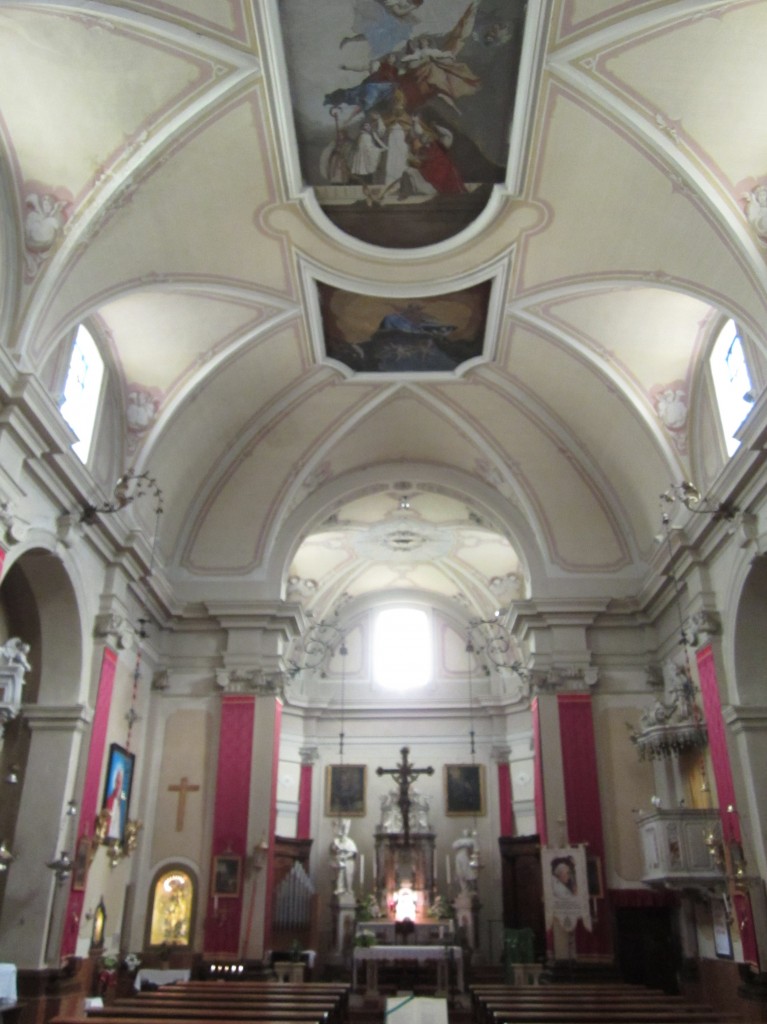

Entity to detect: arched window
[59,324,104,462]
[709,319,754,456]
[148,866,195,947]
[373,607,431,690]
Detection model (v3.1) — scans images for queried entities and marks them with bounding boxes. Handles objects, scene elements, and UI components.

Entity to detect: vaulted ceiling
[3,0,766,624]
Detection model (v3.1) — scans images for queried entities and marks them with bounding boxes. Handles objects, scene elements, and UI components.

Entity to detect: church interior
[2,1,767,1022]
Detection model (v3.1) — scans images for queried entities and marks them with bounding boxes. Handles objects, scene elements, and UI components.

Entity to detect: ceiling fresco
[279,0,527,247]
[318,280,491,374]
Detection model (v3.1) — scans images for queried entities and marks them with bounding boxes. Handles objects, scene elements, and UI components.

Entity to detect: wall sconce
[4,765,20,785]
[80,469,163,525]
[253,837,269,872]
[660,481,737,521]
[0,840,15,872]
[91,808,142,867]
[47,850,73,884]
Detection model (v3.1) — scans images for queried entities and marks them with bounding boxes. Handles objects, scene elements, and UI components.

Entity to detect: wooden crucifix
[167,776,200,832]
[376,746,433,844]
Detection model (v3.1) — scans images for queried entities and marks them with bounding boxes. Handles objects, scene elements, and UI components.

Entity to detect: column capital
[300,745,320,765]
[21,703,92,731]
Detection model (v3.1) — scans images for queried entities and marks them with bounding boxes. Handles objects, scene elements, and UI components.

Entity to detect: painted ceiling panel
[598,3,767,189]
[101,290,277,394]
[122,1,248,40]
[522,86,767,324]
[536,288,711,393]
[183,378,381,571]
[149,321,312,553]
[441,383,628,569]
[30,93,290,359]
[506,325,674,555]
[315,390,485,480]
[0,8,211,193]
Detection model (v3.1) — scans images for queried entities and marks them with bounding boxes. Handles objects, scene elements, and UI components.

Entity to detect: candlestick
[360,853,365,889]
[445,853,451,886]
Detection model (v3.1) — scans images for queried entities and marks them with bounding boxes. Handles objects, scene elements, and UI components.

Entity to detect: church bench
[128,996,342,1024]
[483,1011,732,1024]
[81,1007,331,1024]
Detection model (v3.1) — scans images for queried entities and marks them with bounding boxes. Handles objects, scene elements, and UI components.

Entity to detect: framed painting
[444,763,485,816]
[325,764,366,817]
[587,855,604,899]
[102,743,135,844]
[712,899,733,959]
[71,834,91,892]
[212,854,242,898]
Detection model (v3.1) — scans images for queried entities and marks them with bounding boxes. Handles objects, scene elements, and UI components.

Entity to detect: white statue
[330,818,358,895]
[380,786,431,833]
[0,638,31,672]
[0,637,31,723]
[452,829,479,894]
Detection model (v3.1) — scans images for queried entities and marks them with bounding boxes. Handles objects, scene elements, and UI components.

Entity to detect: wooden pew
[126,996,340,1024]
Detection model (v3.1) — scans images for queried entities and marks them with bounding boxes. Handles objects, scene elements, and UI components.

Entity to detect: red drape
[532,697,547,845]
[60,648,118,957]
[697,645,759,967]
[497,760,515,836]
[296,761,313,840]
[261,699,282,951]
[558,693,610,955]
[204,694,255,955]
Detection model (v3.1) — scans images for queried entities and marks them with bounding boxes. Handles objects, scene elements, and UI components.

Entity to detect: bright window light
[60,324,104,462]
[373,607,431,690]
[710,320,754,456]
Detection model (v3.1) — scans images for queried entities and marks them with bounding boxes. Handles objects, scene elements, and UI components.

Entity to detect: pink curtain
[532,697,547,844]
[697,645,759,967]
[261,699,282,950]
[60,648,118,957]
[296,760,313,840]
[497,760,515,836]
[204,694,255,954]
[558,693,610,954]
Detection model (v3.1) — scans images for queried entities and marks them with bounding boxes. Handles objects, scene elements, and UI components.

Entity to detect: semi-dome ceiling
[3,1,766,620]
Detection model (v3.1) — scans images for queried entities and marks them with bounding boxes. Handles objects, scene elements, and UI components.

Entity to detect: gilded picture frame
[212,853,242,898]
[102,742,135,844]
[325,764,366,817]
[444,763,485,816]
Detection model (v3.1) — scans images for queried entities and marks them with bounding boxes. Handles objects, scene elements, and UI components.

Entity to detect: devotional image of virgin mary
[319,280,490,373]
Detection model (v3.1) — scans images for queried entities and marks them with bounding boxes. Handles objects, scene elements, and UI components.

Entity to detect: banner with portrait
[542,845,591,933]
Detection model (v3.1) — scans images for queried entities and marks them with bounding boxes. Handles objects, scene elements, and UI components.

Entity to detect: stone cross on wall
[376,746,433,844]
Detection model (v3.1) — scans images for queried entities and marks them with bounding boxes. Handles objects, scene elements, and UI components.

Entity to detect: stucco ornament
[23,186,71,279]
[744,184,767,241]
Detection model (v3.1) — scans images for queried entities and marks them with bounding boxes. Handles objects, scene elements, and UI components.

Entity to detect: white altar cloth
[353,945,463,994]
[134,968,190,991]
[0,964,16,1003]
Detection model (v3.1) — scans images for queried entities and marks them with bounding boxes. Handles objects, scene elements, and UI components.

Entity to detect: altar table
[134,968,190,991]
[353,945,463,996]
[0,965,16,1003]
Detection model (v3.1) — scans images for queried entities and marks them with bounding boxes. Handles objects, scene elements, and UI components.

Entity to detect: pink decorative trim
[532,698,547,844]
[60,648,118,957]
[204,695,255,955]
[297,762,313,840]
[262,700,283,951]
[558,693,610,955]
[697,645,759,968]
[0,546,5,580]
[497,761,514,836]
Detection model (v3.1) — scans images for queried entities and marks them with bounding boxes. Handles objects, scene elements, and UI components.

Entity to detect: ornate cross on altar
[168,776,200,832]
[376,746,433,844]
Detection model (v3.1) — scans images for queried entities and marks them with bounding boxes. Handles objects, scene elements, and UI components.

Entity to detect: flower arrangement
[123,953,142,972]
[356,892,383,921]
[428,894,454,920]
[354,929,377,948]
